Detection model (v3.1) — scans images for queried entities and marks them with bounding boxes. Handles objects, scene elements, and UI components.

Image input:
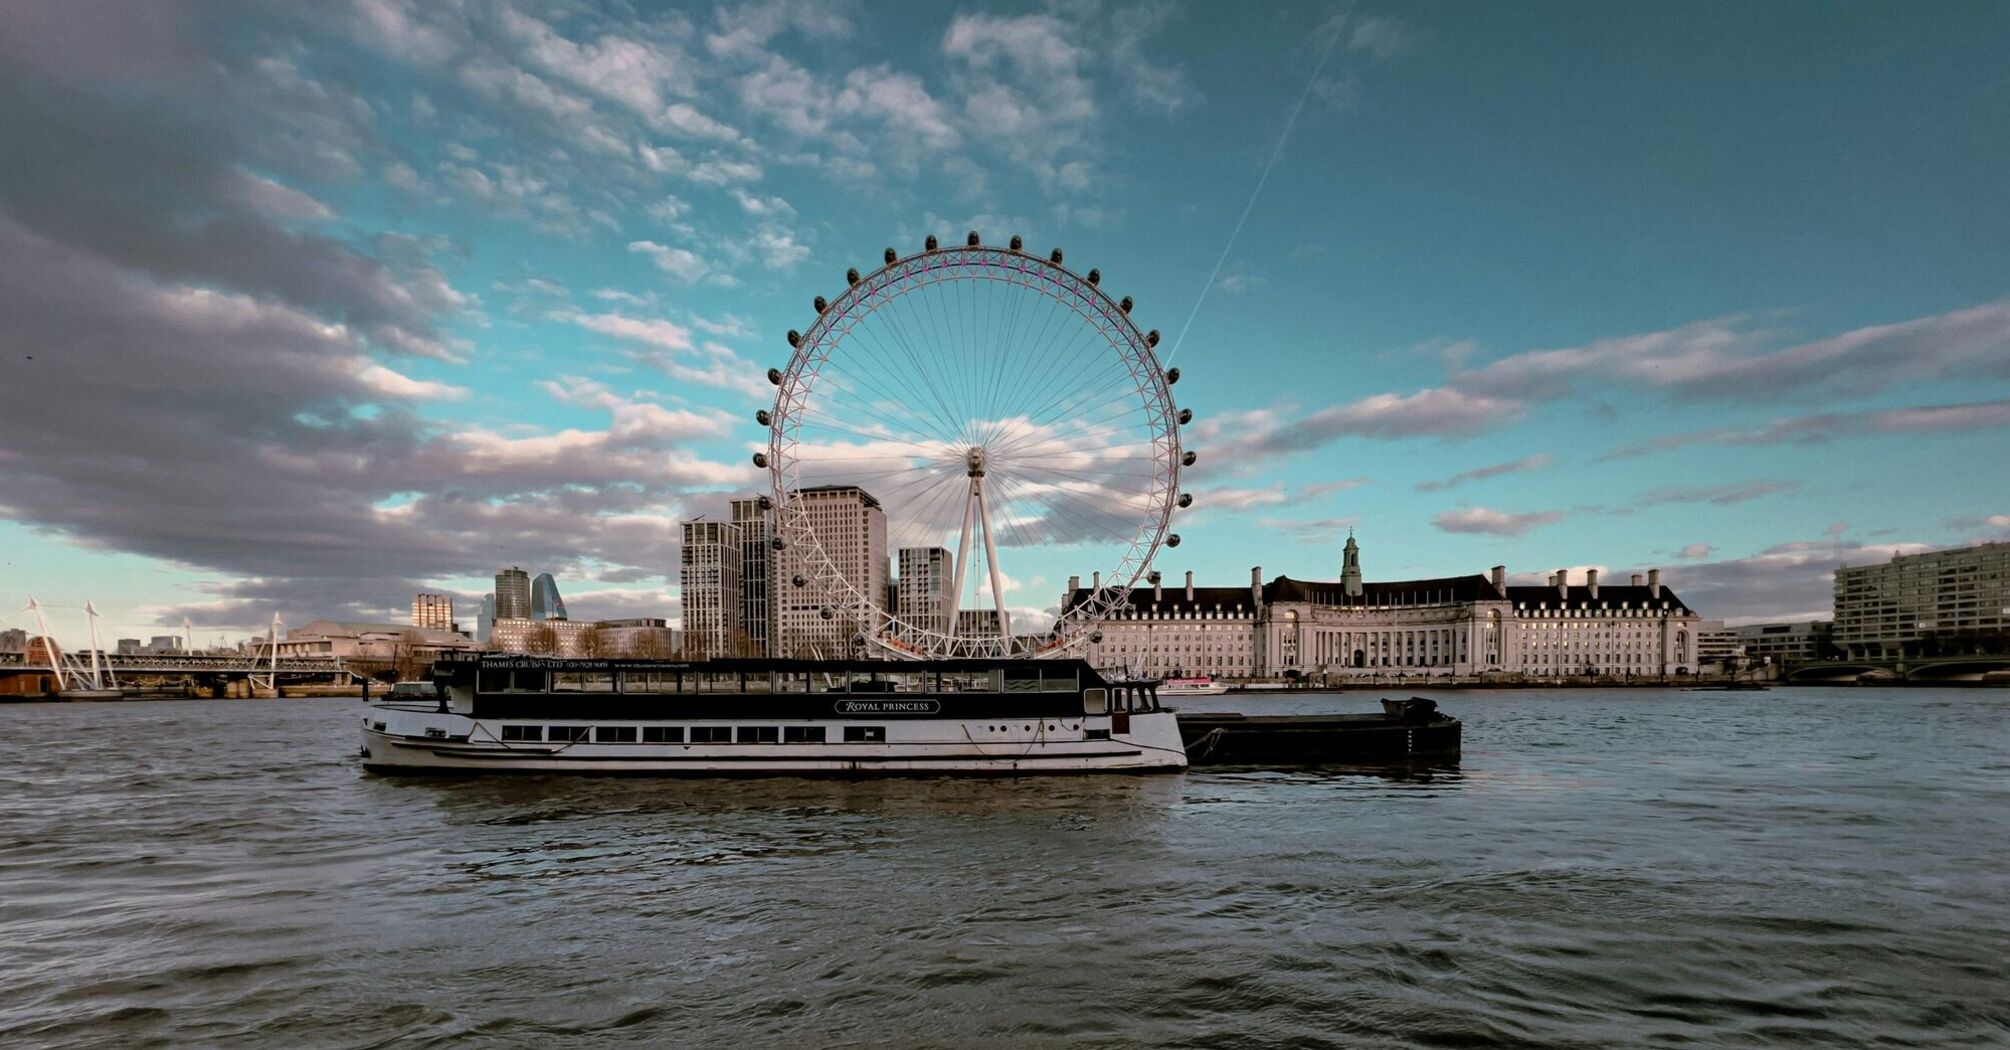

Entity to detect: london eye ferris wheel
[753,232,1197,659]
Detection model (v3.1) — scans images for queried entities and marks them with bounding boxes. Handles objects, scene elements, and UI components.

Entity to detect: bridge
[1784,655,2010,684]
[0,650,358,697]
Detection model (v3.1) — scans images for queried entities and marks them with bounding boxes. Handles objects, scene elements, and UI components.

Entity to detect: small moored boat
[1159,675,1230,696]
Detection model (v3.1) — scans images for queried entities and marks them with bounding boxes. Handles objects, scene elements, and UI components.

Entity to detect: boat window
[480,668,546,693]
[689,726,731,743]
[696,671,741,693]
[736,725,779,743]
[783,725,826,743]
[842,725,886,742]
[1081,688,1108,715]
[548,725,589,742]
[500,724,542,742]
[774,673,812,693]
[618,671,655,692]
[1085,728,1112,740]
[1004,668,1078,692]
[740,672,777,693]
[595,726,637,743]
[552,672,582,691]
[888,671,930,693]
[943,669,1003,692]
[649,671,683,692]
[642,726,683,743]
[549,671,615,692]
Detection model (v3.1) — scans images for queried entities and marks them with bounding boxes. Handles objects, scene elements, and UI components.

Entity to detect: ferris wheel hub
[965,446,987,477]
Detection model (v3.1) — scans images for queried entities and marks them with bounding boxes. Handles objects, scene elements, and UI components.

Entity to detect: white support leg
[946,477,977,641]
[975,480,1012,647]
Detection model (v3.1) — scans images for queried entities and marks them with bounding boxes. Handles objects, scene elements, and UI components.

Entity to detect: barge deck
[1177,698,1460,766]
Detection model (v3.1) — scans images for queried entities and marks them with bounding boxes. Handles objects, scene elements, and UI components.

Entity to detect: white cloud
[354,362,468,401]
[556,308,694,352]
[1432,506,1567,537]
[626,239,715,283]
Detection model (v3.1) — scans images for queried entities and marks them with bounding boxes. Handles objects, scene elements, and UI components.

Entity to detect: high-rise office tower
[476,594,496,645]
[494,567,531,620]
[680,519,744,659]
[776,486,887,657]
[898,547,952,636]
[412,592,454,631]
[730,497,774,657]
[530,573,568,621]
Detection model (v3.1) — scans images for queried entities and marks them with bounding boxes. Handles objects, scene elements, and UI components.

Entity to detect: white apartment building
[898,547,951,635]
[489,617,600,657]
[681,518,745,659]
[1833,542,2010,660]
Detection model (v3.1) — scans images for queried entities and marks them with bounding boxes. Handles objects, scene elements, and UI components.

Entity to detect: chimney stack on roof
[1152,573,1163,602]
[1092,571,1101,591]
[1251,566,1263,607]
[1587,568,1600,599]
[1556,569,1568,600]
[1648,568,1661,599]
[1491,565,1507,597]
[1068,574,1081,592]
[1185,570,1194,601]
[1631,573,1644,587]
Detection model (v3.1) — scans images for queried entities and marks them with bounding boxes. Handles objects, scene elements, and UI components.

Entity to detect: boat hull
[360,710,1188,776]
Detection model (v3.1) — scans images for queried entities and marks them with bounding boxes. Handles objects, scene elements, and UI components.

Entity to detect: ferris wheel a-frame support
[945,448,1011,648]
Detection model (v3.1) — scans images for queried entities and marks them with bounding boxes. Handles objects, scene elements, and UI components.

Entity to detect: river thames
[2,687,2005,1048]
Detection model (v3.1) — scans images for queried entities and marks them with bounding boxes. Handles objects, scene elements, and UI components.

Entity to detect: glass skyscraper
[530,573,568,621]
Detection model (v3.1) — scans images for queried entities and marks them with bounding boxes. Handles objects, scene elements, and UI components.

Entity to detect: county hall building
[1064,536,1703,679]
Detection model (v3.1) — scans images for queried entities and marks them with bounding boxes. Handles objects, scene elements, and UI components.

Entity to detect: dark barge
[1176,697,1460,766]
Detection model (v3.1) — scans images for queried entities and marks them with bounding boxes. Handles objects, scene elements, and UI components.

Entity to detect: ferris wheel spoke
[995,322,1127,445]
[842,324,968,445]
[985,289,1096,438]
[855,312,964,448]
[791,409,942,452]
[991,473,1133,549]
[987,399,1147,460]
[815,356,957,442]
[977,273,1041,445]
[893,275,978,445]
[799,374,954,451]
[1014,339,1141,434]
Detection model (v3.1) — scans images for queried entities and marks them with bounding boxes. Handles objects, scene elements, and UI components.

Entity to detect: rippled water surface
[3,687,2007,1048]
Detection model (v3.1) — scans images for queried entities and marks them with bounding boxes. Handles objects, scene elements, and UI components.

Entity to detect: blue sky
[2,0,2007,644]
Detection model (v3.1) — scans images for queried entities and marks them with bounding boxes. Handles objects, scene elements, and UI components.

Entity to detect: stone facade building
[775,486,887,657]
[1064,538,1703,679]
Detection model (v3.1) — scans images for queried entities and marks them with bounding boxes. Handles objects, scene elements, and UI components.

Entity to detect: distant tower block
[495,567,531,620]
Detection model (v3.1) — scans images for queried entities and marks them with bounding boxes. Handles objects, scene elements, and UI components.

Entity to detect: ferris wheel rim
[764,241,1184,659]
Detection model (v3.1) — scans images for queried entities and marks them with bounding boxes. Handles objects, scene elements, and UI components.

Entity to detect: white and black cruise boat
[360,655,1188,775]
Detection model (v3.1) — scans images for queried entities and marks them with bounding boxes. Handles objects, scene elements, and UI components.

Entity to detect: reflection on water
[1,688,2007,1048]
